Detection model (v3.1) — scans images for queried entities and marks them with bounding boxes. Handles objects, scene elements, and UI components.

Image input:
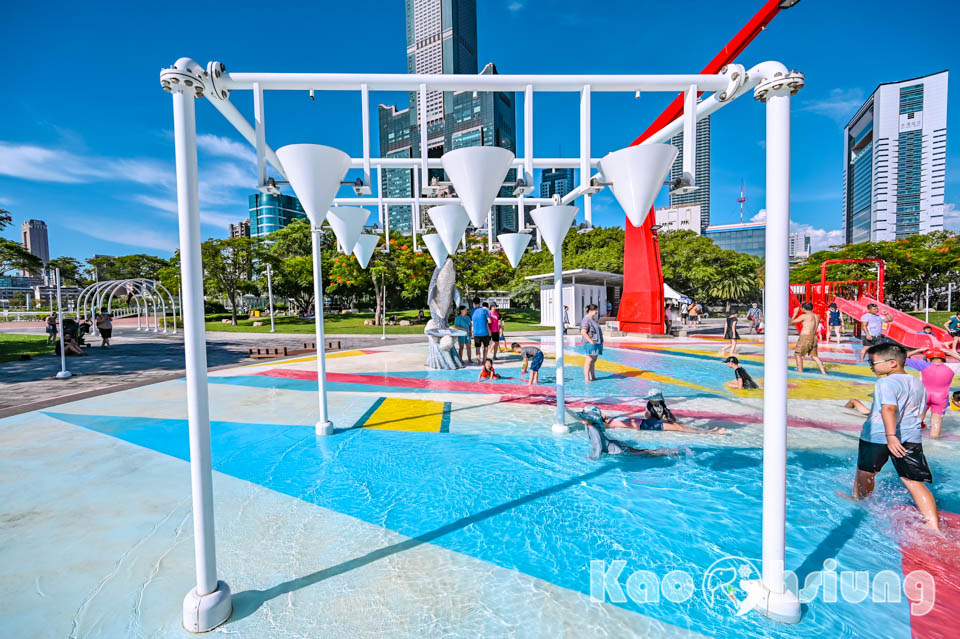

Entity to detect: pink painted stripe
[901,511,960,639]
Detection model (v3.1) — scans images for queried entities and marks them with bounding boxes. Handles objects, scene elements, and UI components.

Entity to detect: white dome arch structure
[76,279,178,334]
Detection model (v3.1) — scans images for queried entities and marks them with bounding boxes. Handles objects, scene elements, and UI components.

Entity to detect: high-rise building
[669,115,711,232]
[20,219,49,277]
[379,0,517,236]
[788,232,811,259]
[229,219,251,239]
[654,204,702,235]
[248,193,307,238]
[843,70,948,244]
[704,221,766,257]
[540,168,575,201]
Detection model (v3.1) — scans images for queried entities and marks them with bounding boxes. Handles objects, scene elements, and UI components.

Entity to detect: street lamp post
[54,268,71,380]
[310,227,333,434]
[266,263,276,333]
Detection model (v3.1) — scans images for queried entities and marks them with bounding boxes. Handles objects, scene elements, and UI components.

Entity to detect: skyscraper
[843,70,948,244]
[21,219,49,277]
[248,193,306,238]
[668,116,710,232]
[540,168,575,200]
[379,0,517,236]
[229,219,251,238]
[788,232,811,259]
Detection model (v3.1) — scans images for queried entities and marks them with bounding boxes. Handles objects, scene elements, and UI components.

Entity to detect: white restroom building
[526,269,622,327]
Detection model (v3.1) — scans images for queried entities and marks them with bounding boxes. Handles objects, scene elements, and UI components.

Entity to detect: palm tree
[709,273,759,312]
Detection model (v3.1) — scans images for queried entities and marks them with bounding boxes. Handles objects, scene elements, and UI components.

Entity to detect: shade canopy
[497,233,531,268]
[422,233,449,267]
[427,204,470,255]
[275,144,351,226]
[325,207,370,256]
[530,205,578,255]
[598,144,677,227]
[442,146,515,227]
[353,234,380,269]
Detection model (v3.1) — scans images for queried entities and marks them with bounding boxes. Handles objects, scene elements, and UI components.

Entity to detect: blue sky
[1,0,957,262]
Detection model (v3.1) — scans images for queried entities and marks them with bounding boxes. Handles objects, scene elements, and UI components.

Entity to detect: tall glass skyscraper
[540,168,575,200]
[669,115,711,232]
[248,193,306,238]
[843,71,948,244]
[379,0,517,236]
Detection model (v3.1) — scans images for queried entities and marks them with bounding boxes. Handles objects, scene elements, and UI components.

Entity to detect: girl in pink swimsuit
[907,347,960,438]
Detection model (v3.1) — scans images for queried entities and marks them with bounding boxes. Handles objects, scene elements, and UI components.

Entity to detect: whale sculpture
[425,256,465,369]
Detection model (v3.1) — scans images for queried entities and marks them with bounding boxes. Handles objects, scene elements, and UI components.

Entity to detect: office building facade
[540,168,575,200]
[669,115,711,231]
[654,204,702,235]
[379,0,518,236]
[842,70,948,244]
[788,232,811,259]
[20,219,49,277]
[248,193,307,238]
[229,219,251,239]
[704,221,766,257]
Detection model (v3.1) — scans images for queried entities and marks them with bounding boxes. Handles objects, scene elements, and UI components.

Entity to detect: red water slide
[618,0,795,333]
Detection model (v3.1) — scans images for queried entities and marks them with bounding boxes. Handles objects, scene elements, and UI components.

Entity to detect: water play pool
[3,336,959,638]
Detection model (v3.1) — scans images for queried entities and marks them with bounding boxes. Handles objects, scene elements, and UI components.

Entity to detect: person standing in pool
[454,305,473,364]
[470,297,491,365]
[791,302,827,375]
[905,346,960,439]
[580,304,604,383]
[489,302,503,361]
[848,343,940,531]
[512,342,544,386]
[827,302,844,345]
[718,311,741,357]
[859,303,892,362]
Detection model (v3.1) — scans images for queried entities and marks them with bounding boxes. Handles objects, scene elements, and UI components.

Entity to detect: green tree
[47,257,84,285]
[261,219,335,314]
[0,208,12,230]
[201,237,264,324]
[0,238,42,276]
[454,244,513,301]
[86,253,171,281]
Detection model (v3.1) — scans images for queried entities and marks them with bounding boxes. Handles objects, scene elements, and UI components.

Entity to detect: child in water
[583,404,726,435]
[724,356,760,389]
[577,407,671,459]
[905,346,960,438]
[478,358,501,381]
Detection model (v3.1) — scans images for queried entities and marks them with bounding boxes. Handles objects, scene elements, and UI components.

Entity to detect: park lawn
[907,311,955,328]
[205,307,546,335]
[0,333,55,362]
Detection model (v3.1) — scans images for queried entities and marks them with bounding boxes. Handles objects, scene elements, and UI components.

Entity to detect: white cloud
[65,217,179,252]
[751,209,766,222]
[0,141,172,186]
[798,88,864,123]
[791,222,844,252]
[132,194,240,230]
[944,203,960,232]
[0,195,15,207]
[508,1,525,11]
[197,134,256,164]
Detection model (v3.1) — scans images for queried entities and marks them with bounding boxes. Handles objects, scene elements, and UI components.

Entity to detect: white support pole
[518,196,525,232]
[412,167,420,254]
[418,83,429,191]
[253,83,267,188]
[683,84,697,184]
[54,268,71,379]
[311,228,333,436]
[949,282,953,313]
[580,85,592,226]
[925,283,930,323]
[524,84,534,192]
[165,59,231,633]
[266,263,276,333]
[488,208,494,252]
[743,86,801,625]
[552,250,566,433]
[361,83,371,189]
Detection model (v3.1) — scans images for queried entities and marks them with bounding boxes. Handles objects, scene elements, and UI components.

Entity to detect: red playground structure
[790,258,952,349]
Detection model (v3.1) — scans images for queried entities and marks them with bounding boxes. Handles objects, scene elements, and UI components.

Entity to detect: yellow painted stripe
[362,397,446,432]
[728,377,876,400]
[565,353,725,396]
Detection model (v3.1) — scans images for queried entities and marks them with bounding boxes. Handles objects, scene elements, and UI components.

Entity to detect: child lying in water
[578,407,671,459]
[582,402,727,435]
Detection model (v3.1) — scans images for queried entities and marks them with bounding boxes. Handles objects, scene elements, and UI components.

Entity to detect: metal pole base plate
[315,420,334,436]
[55,371,73,379]
[551,423,570,435]
[740,579,801,624]
[182,580,232,633]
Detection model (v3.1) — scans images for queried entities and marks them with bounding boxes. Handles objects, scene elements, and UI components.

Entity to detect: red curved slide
[833,296,952,350]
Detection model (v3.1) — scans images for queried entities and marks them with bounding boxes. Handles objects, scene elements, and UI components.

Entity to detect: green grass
[0,333,55,362]
[907,311,956,328]
[205,307,547,335]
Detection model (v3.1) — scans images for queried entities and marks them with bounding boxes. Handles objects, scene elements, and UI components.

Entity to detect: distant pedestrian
[45,312,58,343]
[747,303,762,334]
[664,304,673,334]
[95,307,113,348]
[454,305,472,363]
[719,311,741,357]
[606,300,613,316]
[680,302,689,326]
[580,303,604,383]
[688,301,700,325]
[563,305,570,331]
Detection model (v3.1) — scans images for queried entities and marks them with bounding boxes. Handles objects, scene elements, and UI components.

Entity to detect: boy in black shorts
[724,356,760,390]
[512,342,544,386]
[848,343,939,531]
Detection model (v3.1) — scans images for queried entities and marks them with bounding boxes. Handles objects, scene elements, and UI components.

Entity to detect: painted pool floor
[2,336,960,638]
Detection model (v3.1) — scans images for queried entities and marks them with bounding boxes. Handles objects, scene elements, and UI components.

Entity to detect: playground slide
[833,296,952,350]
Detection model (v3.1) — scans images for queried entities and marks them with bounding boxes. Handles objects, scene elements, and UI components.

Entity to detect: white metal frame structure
[77,279,178,334]
[161,57,804,631]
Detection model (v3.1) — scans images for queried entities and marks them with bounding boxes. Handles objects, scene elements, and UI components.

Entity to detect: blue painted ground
[43,410,960,638]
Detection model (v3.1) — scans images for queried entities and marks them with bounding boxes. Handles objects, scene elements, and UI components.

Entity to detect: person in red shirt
[478,358,501,381]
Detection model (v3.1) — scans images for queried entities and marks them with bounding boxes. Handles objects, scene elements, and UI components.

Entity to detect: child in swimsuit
[584,404,726,435]
[478,358,501,381]
[906,346,960,438]
[724,356,760,390]
[577,407,670,459]
[512,342,544,386]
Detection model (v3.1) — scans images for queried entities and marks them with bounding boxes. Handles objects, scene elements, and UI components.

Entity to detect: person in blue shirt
[470,297,491,364]
[845,342,940,531]
[453,305,473,363]
[943,309,960,350]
